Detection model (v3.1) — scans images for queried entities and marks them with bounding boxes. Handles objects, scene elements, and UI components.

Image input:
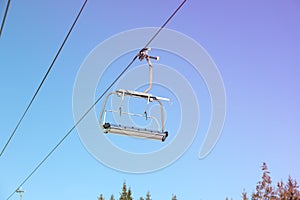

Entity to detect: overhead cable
[0,0,88,157]
[0,0,11,37]
[6,1,187,199]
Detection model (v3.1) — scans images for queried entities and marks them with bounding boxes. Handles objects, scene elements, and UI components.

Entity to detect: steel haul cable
[0,0,88,157]
[0,0,11,37]
[6,0,187,199]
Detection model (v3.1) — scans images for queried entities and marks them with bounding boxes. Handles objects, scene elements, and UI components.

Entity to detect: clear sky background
[0,0,300,199]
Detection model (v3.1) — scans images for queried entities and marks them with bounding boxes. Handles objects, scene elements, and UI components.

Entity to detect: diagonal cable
[6,0,187,199]
[0,0,88,157]
[0,0,11,37]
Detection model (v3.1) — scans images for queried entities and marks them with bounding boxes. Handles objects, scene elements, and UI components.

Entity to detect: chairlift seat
[103,122,168,142]
[99,49,169,142]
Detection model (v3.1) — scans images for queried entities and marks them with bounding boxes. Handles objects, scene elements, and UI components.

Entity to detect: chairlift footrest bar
[102,123,168,142]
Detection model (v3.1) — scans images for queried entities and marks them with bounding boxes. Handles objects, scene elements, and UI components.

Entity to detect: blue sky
[0,0,300,199]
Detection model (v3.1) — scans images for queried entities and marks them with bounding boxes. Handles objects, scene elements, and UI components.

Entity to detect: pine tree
[277,176,300,200]
[126,187,133,200]
[251,162,277,200]
[242,190,248,200]
[110,194,115,200]
[118,181,133,200]
[241,162,300,200]
[98,194,105,200]
[119,182,128,200]
[172,194,177,200]
[145,191,151,200]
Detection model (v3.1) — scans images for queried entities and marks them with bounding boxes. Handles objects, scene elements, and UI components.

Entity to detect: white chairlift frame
[100,90,169,141]
[99,48,169,142]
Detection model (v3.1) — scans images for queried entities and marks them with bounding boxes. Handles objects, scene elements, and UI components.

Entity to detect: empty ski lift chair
[100,48,169,141]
